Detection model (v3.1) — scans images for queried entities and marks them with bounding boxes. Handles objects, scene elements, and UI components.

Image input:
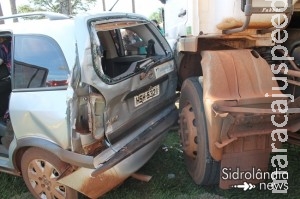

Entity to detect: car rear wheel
[179,77,220,185]
[21,147,78,199]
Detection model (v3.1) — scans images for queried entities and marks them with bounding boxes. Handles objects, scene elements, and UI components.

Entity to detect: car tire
[179,77,220,185]
[21,147,78,199]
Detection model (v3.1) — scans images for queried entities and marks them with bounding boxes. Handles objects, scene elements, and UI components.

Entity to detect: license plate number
[134,85,160,107]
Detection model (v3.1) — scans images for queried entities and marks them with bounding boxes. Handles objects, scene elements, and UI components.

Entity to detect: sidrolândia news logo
[232,182,256,191]
[228,167,288,192]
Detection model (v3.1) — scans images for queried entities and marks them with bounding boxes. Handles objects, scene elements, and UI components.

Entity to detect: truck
[162,0,300,189]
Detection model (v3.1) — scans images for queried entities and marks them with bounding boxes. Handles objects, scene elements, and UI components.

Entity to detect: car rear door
[74,13,177,143]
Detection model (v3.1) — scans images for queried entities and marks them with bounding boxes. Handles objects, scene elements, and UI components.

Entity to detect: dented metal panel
[58,129,165,198]
[9,90,71,149]
[73,14,177,144]
[200,49,300,160]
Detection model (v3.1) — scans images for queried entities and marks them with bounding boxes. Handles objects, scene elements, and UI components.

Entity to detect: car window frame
[89,19,172,85]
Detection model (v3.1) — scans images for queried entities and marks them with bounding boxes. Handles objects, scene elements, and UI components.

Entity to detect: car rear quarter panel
[9,89,71,149]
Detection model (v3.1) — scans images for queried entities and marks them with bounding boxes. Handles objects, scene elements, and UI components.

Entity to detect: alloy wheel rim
[27,159,67,199]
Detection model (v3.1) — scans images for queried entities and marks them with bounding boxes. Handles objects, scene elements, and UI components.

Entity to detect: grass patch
[0,173,29,199]
[0,130,299,199]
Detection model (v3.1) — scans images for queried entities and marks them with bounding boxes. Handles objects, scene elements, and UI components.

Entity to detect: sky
[1,0,163,18]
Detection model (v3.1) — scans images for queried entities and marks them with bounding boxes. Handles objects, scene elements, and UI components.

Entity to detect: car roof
[0,11,149,70]
[0,18,74,35]
[0,11,148,36]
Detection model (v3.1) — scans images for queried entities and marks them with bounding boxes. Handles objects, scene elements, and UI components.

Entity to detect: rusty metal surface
[179,104,198,159]
[199,49,300,189]
[211,96,300,149]
[82,140,105,155]
[59,167,124,199]
[214,104,300,114]
[58,122,168,198]
[201,49,285,160]
[215,111,300,148]
[219,135,277,189]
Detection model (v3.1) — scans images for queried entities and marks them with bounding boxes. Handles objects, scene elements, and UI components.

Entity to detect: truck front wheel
[179,77,220,185]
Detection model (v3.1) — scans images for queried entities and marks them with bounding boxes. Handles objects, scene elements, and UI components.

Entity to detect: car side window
[92,21,171,83]
[13,35,69,89]
[97,27,149,79]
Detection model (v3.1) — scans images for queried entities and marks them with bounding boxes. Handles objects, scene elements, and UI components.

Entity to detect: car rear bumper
[58,106,178,198]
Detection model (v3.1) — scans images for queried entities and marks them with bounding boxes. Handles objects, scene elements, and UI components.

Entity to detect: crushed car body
[0,11,177,198]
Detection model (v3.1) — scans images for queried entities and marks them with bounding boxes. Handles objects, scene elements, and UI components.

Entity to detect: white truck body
[164,0,297,50]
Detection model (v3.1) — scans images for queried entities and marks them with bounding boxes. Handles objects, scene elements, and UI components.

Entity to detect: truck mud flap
[212,102,300,189]
[219,134,276,189]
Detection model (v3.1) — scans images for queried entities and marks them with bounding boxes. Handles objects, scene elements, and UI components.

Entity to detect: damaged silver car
[0,12,177,198]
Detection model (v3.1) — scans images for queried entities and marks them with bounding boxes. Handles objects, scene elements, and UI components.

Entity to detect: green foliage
[18,4,39,13]
[149,8,163,24]
[71,0,97,13]
[29,0,59,12]
[18,0,97,14]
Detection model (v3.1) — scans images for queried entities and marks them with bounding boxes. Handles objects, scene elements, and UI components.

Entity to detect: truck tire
[179,77,220,185]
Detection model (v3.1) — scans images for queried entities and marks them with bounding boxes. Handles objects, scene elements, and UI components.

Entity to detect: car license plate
[134,85,160,107]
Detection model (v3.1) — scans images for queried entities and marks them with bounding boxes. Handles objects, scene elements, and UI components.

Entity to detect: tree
[70,0,97,13]
[149,8,165,35]
[149,8,163,23]
[18,0,97,15]
[18,5,37,13]
[60,0,71,15]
